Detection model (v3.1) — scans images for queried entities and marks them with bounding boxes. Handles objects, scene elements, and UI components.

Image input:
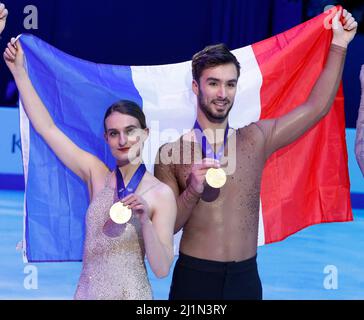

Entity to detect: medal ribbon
[193,120,230,160]
[116,163,146,200]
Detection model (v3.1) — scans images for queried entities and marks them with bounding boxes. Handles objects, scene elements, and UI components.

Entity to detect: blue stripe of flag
[20,34,143,262]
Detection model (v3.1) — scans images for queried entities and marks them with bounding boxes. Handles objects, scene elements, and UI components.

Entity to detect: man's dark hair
[103,100,146,132]
[192,43,241,82]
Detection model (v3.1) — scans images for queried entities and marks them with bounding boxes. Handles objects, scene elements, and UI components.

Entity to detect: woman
[4,38,177,300]
[355,65,364,176]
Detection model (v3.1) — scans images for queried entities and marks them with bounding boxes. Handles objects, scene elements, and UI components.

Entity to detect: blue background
[0,0,363,127]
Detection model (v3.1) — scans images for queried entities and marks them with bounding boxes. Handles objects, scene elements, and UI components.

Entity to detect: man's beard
[198,93,234,124]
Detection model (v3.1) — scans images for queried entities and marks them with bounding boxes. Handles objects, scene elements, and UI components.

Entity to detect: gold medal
[206,168,227,188]
[109,202,132,224]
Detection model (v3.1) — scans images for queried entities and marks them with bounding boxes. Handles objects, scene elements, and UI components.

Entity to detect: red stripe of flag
[252,7,352,244]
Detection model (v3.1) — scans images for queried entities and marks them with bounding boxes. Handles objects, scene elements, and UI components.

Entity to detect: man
[0,2,7,35]
[154,8,357,300]
[355,65,364,175]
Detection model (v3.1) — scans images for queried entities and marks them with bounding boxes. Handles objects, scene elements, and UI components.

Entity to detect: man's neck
[196,110,229,144]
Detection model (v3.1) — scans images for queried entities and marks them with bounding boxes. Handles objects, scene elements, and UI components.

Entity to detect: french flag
[19,7,352,262]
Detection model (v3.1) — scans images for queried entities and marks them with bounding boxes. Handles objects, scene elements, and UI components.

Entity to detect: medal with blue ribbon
[193,121,229,189]
[109,164,146,224]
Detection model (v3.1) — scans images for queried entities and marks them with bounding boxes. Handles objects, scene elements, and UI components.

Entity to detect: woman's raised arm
[4,38,108,183]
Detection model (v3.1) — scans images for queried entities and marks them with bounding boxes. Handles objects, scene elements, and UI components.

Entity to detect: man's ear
[192,79,199,96]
